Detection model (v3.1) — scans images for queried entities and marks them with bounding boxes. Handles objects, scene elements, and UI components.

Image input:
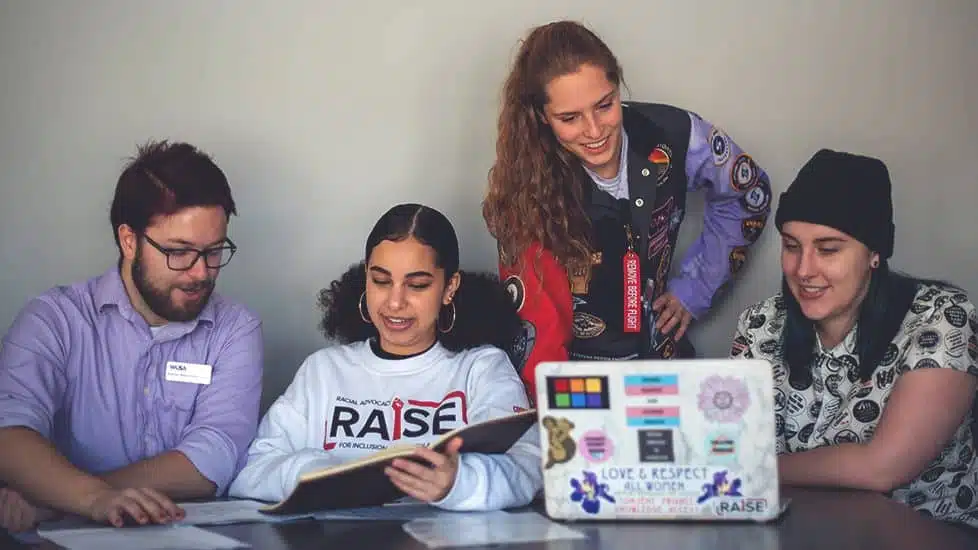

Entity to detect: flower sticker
[698,375,750,423]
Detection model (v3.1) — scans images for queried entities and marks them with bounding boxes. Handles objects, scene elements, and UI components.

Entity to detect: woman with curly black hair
[229,203,541,511]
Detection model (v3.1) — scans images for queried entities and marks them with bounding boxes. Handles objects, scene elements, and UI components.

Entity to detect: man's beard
[131,247,215,323]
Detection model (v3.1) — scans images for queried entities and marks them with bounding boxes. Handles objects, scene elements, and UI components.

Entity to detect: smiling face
[781,221,878,342]
[364,237,460,356]
[119,205,229,325]
[542,63,623,179]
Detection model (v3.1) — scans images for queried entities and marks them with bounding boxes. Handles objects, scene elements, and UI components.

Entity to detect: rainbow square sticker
[546,376,610,410]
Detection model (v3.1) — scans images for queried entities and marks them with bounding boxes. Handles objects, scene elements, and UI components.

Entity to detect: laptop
[534,358,784,522]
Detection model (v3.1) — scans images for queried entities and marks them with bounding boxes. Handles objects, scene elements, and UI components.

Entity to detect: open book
[259,409,538,515]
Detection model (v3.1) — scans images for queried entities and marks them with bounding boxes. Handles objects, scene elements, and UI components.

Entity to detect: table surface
[4,488,977,550]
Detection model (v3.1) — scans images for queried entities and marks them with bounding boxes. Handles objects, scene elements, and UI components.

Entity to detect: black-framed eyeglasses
[142,234,237,271]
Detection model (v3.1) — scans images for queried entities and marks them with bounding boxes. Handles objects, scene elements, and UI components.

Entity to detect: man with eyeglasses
[0,141,263,532]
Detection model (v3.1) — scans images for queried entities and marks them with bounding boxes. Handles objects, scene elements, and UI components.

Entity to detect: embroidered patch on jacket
[648,144,672,185]
[740,183,771,214]
[730,246,748,275]
[573,312,607,339]
[710,127,731,166]
[741,215,766,243]
[503,275,525,312]
[730,154,759,192]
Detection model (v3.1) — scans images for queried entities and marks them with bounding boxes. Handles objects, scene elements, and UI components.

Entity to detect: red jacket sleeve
[499,243,573,404]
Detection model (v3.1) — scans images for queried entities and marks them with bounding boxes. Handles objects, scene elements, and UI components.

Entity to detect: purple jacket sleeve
[667,112,773,319]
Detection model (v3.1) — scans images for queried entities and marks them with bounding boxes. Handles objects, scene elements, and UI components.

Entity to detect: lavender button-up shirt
[0,268,263,495]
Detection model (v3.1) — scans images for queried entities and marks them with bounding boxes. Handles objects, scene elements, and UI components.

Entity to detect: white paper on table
[313,502,509,522]
[38,524,248,550]
[402,510,588,548]
[177,500,311,525]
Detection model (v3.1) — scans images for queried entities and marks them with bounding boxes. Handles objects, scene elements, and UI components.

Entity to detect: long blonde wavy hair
[482,21,624,273]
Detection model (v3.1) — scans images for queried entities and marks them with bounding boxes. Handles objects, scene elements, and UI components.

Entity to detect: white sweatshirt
[228,340,542,511]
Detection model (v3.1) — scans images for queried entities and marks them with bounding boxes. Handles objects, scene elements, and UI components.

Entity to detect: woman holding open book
[228,203,542,511]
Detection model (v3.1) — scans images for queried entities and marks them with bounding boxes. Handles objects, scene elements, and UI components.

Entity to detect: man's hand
[652,292,693,341]
[85,487,185,528]
[385,438,463,503]
[0,487,54,533]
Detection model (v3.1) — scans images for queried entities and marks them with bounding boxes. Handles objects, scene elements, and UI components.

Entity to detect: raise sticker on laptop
[697,375,750,423]
[696,470,770,517]
[542,416,577,469]
[579,430,614,463]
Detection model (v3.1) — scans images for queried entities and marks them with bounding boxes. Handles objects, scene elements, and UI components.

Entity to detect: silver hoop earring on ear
[438,302,456,334]
[358,291,372,325]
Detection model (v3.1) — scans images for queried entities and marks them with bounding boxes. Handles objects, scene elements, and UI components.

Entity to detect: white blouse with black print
[731,283,978,527]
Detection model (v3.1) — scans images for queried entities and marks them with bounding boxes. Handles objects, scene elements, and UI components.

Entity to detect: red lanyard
[623,223,641,333]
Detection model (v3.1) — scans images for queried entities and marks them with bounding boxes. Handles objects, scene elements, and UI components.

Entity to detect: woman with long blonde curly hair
[484,20,774,399]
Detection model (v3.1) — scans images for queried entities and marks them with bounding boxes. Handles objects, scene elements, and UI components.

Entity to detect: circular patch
[759,338,780,356]
[944,305,968,328]
[730,335,749,357]
[740,183,771,214]
[951,292,969,304]
[730,154,759,192]
[729,246,748,275]
[861,425,876,440]
[710,127,731,166]
[968,334,977,362]
[921,466,945,483]
[773,388,787,412]
[783,419,799,440]
[914,357,940,370]
[503,275,525,312]
[578,430,614,463]
[854,383,872,398]
[807,400,822,420]
[909,302,931,315]
[833,429,859,444]
[880,343,899,366]
[956,486,975,510]
[748,313,766,330]
[785,392,807,416]
[774,413,785,436]
[919,288,940,302]
[945,328,966,358]
[906,491,927,508]
[572,311,606,339]
[648,144,673,185]
[741,215,766,244]
[916,330,941,351]
[825,374,843,397]
[852,399,881,423]
[797,422,815,444]
[509,321,536,371]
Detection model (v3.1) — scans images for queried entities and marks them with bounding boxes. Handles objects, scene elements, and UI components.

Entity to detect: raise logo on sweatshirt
[323,391,468,451]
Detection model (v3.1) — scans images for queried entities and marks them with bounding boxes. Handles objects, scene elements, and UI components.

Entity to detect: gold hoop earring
[438,302,456,334]
[358,291,372,325]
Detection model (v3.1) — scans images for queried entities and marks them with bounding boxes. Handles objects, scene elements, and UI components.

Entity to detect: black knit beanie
[775,149,895,258]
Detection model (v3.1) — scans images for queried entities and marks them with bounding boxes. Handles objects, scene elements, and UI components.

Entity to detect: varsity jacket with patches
[501,102,773,399]
[228,340,541,512]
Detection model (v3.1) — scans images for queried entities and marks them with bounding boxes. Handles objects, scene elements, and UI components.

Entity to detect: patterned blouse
[731,283,978,526]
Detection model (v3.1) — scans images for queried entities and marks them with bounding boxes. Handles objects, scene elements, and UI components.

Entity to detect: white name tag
[165,361,213,385]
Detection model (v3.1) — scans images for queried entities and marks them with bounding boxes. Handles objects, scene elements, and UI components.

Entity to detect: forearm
[0,427,110,516]
[434,439,542,511]
[779,444,889,492]
[99,450,216,500]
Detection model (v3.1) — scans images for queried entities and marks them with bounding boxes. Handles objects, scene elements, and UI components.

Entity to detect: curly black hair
[318,261,524,354]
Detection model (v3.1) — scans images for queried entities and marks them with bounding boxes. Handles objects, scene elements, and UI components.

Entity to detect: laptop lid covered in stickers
[535,359,781,522]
